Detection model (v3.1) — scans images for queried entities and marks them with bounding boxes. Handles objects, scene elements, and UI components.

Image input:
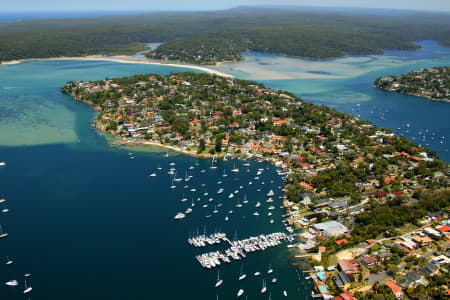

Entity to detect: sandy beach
[1,56,233,78]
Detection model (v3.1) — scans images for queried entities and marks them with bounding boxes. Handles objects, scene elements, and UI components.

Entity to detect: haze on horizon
[3,0,450,13]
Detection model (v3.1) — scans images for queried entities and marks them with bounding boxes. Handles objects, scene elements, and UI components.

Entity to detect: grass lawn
[328,254,338,267]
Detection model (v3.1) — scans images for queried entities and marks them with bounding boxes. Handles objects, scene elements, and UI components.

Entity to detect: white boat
[0,225,8,238]
[213,206,218,214]
[5,280,18,287]
[2,206,9,213]
[164,152,169,157]
[5,256,13,265]
[268,264,273,274]
[231,163,239,173]
[149,173,157,177]
[24,274,31,277]
[190,188,197,192]
[254,272,261,276]
[270,219,274,224]
[261,279,267,294]
[243,194,248,204]
[215,270,223,287]
[228,193,234,199]
[271,278,277,283]
[237,289,244,297]
[217,188,224,194]
[185,208,193,214]
[239,265,247,280]
[169,162,175,166]
[225,216,229,222]
[243,162,250,167]
[255,202,261,208]
[174,213,185,220]
[235,199,242,208]
[253,211,260,216]
[23,279,32,294]
[283,290,288,297]
[267,190,274,196]
[0,162,6,166]
[0,198,5,203]
[268,206,275,210]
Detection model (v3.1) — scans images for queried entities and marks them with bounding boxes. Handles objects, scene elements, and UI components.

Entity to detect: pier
[195,232,287,269]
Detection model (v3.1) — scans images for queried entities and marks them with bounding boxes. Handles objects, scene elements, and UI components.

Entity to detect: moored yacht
[5,280,18,287]
[23,279,32,294]
[174,213,185,220]
[237,289,244,298]
[215,270,223,288]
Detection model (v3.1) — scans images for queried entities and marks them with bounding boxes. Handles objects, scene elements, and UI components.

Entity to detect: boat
[185,208,193,214]
[222,170,228,177]
[23,279,32,294]
[228,193,234,199]
[255,202,261,208]
[210,156,217,169]
[157,164,162,170]
[0,225,8,238]
[213,206,218,214]
[268,264,273,274]
[271,278,277,283]
[24,274,31,277]
[0,198,5,203]
[215,270,223,287]
[231,163,239,173]
[254,272,261,276]
[235,199,242,208]
[243,162,250,167]
[237,289,244,298]
[283,290,288,297]
[5,280,18,287]
[174,213,185,220]
[149,173,157,177]
[164,152,169,157]
[225,216,229,222]
[169,162,175,166]
[5,256,13,265]
[270,219,274,224]
[181,193,188,202]
[0,162,6,166]
[267,190,274,196]
[253,212,260,216]
[261,279,267,294]
[239,265,247,280]
[243,194,248,204]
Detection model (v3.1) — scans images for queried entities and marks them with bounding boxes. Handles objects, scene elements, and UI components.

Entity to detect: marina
[195,232,287,269]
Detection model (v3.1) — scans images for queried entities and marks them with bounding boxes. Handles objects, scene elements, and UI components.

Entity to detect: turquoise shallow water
[215,40,450,161]
[0,40,449,300]
[0,60,308,300]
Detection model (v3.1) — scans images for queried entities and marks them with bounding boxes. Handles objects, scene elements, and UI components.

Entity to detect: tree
[198,139,206,153]
[215,137,222,153]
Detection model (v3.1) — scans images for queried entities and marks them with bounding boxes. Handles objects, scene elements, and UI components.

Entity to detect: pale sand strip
[1,56,233,78]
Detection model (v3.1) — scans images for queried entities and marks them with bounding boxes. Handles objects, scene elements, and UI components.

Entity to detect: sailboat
[239,265,247,280]
[157,163,162,170]
[267,264,273,274]
[210,156,217,169]
[237,289,244,297]
[231,163,239,173]
[215,270,223,287]
[0,225,8,238]
[261,279,267,294]
[169,179,176,189]
[283,290,288,297]
[223,169,228,177]
[23,279,32,294]
[242,194,248,204]
[164,152,169,157]
[235,198,242,208]
[5,256,13,265]
[181,193,188,202]
[213,206,219,214]
[5,280,18,287]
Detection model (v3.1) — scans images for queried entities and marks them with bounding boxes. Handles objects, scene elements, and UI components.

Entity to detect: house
[333,271,354,289]
[338,258,360,275]
[410,234,433,246]
[360,255,378,267]
[385,280,404,299]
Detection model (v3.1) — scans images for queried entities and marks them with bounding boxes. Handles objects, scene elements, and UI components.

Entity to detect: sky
[2,0,450,12]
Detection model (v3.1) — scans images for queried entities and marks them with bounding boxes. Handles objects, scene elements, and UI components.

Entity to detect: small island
[62,72,449,299]
[374,66,449,102]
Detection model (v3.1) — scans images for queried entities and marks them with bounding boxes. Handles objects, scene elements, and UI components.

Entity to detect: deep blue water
[0,40,449,300]
[0,60,308,300]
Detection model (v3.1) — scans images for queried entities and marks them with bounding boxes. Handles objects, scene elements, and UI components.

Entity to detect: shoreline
[110,138,227,159]
[0,56,233,78]
[375,86,450,103]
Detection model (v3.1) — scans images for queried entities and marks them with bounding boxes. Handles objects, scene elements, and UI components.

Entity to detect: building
[338,258,360,275]
[385,280,404,299]
[313,221,348,237]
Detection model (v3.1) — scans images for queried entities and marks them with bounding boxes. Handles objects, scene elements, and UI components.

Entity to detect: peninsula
[374,67,449,102]
[62,71,449,299]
